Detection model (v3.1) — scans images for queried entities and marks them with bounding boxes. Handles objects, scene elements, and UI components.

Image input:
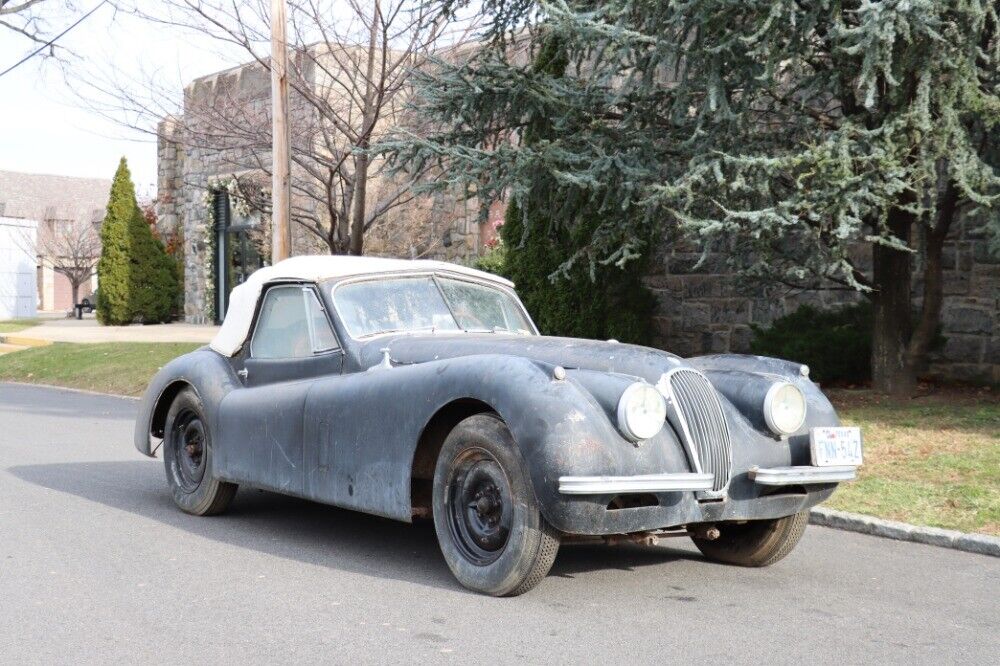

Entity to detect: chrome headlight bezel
[763,381,807,436]
[616,382,667,442]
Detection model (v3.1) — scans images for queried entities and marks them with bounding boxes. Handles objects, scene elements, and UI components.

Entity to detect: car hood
[363,334,686,384]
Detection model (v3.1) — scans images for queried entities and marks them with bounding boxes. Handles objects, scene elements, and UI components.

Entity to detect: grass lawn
[0,342,200,397]
[0,318,40,333]
[828,388,999,536]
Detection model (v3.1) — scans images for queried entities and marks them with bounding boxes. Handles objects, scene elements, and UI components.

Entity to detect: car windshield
[334,275,535,339]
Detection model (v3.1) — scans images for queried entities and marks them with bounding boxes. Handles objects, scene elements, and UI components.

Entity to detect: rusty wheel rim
[172,408,206,491]
[447,448,512,566]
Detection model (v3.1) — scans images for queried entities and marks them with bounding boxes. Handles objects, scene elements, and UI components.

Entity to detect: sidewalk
[12,315,219,344]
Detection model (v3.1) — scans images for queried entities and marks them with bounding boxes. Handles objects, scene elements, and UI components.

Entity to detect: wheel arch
[150,380,196,440]
[409,398,497,516]
[134,348,238,457]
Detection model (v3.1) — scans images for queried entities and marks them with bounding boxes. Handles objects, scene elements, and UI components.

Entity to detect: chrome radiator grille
[664,369,732,493]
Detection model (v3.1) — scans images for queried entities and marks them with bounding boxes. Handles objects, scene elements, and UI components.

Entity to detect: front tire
[432,414,560,596]
[163,388,237,516]
[692,511,809,567]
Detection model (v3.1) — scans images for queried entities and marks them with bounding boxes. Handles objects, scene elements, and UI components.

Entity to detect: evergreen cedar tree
[386,1,999,396]
[97,158,179,325]
[492,36,655,344]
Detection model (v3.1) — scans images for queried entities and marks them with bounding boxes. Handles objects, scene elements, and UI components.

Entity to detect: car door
[215,283,344,495]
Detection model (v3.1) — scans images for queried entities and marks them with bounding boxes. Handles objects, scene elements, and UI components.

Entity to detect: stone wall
[158,57,488,324]
[645,213,999,385]
[158,119,221,324]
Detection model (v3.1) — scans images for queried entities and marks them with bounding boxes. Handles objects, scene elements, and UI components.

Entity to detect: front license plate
[810,427,863,467]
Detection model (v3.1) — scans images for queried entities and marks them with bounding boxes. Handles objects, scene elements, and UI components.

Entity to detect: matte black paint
[134,276,840,536]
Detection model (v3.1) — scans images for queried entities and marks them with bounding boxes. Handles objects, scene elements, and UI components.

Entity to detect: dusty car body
[135,255,862,595]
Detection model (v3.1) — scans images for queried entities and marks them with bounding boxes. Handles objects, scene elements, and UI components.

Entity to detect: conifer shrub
[97,158,179,325]
[499,201,655,345]
[750,302,873,385]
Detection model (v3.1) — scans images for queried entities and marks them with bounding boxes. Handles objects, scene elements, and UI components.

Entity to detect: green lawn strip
[828,401,1000,535]
[0,342,200,397]
[0,318,40,333]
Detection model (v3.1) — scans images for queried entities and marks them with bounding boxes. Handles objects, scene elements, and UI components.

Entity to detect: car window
[305,289,339,352]
[333,276,536,338]
[437,278,534,334]
[251,286,337,359]
[334,277,462,338]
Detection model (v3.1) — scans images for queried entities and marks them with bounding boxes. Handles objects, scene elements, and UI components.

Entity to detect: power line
[0,0,110,79]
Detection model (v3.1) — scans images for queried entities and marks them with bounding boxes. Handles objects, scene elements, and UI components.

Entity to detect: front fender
[133,348,240,456]
[685,354,842,506]
[494,364,697,534]
[297,353,694,528]
[687,353,841,435]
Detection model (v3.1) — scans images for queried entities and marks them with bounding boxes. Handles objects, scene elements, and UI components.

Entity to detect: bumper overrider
[558,464,858,495]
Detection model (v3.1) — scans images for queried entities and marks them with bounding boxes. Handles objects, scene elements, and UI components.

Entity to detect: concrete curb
[810,507,1000,557]
[0,381,139,401]
[0,334,52,347]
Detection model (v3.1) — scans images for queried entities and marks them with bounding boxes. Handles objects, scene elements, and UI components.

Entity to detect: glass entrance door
[214,190,263,323]
[225,225,263,305]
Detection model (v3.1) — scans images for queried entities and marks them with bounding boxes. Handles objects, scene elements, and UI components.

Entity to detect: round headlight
[763,382,807,435]
[617,383,667,441]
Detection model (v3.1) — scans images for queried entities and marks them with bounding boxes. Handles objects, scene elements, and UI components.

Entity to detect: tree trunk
[906,182,958,374]
[70,281,81,309]
[349,151,369,255]
[348,0,380,257]
[871,208,916,396]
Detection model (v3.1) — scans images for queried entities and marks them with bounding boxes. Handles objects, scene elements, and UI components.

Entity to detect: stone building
[157,49,494,325]
[0,170,109,312]
[646,214,1000,385]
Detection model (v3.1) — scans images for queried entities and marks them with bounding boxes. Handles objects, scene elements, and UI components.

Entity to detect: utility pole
[270,0,292,262]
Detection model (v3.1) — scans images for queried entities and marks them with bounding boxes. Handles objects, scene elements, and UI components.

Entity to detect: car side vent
[663,369,732,493]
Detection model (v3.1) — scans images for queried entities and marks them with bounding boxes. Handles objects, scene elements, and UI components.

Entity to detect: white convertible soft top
[209,255,514,357]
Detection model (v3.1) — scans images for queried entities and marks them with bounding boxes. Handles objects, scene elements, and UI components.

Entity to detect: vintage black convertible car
[135,256,862,595]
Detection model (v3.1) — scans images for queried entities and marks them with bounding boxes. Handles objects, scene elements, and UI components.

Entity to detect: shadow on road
[9,459,698,593]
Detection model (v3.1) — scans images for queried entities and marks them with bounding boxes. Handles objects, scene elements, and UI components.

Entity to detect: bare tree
[1,1,83,68]
[24,218,101,308]
[82,1,477,256]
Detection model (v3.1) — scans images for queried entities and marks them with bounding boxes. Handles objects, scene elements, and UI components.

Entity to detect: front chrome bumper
[559,465,857,495]
[559,472,715,495]
[749,465,858,486]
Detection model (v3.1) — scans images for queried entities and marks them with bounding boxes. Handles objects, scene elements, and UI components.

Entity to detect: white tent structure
[0,217,38,320]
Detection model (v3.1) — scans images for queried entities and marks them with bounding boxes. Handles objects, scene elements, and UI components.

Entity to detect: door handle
[237,368,249,381]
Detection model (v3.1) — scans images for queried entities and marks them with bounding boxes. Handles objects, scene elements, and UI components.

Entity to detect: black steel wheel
[170,407,207,492]
[432,414,560,596]
[163,388,237,516]
[446,448,513,566]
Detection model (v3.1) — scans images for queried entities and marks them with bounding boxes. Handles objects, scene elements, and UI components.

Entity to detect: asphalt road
[1,383,997,664]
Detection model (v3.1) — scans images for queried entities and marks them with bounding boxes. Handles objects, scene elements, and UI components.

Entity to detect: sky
[0,1,480,197]
[0,3,240,196]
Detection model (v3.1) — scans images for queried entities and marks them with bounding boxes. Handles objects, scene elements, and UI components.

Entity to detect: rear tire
[163,388,237,516]
[432,414,560,596]
[692,511,809,567]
